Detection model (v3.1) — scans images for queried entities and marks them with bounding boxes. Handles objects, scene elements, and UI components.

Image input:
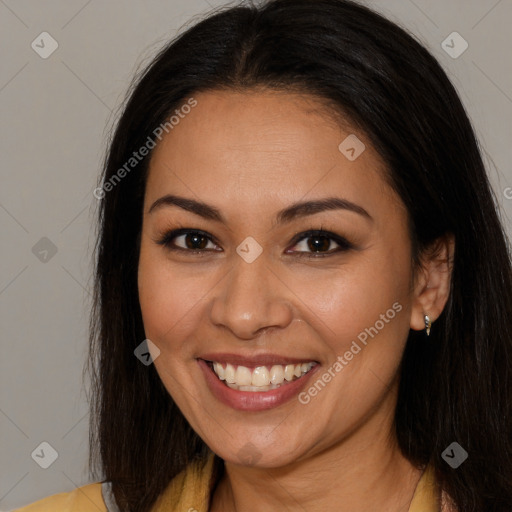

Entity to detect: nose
[209,253,294,340]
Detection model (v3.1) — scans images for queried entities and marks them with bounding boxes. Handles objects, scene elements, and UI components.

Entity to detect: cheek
[137,249,207,408]
[137,247,207,347]
[293,257,410,350]
[292,264,410,424]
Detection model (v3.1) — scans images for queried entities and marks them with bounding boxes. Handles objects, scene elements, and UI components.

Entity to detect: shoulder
[13,453,220,512]
[12,482,107,512]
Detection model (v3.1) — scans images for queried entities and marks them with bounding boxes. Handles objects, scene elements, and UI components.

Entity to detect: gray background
[0,0,511,509]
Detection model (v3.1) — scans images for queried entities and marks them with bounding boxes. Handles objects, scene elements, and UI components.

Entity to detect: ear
[410,233,455,332]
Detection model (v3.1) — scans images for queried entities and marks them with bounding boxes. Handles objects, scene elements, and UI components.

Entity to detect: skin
[137,89,454,511]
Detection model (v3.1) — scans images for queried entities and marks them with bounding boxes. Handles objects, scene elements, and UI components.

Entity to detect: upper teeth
[212,361,316,388]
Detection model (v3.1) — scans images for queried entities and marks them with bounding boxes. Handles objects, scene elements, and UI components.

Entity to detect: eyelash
[155,226,355,259]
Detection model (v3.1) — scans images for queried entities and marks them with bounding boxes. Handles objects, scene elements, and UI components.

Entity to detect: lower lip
[197,359,320,411]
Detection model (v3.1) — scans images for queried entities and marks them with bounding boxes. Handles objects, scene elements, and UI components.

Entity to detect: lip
[197,357,320,411]
[199,352,318,369]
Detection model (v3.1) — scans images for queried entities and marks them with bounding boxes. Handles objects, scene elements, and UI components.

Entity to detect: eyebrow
[148,194,372,224]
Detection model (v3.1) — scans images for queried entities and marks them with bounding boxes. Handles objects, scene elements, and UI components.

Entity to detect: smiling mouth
[204,360,318,392]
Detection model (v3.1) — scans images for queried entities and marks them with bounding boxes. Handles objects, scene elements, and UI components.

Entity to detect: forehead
[145,89,400,217]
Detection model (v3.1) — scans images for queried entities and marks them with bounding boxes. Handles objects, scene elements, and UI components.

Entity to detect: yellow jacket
[13,453,440,511]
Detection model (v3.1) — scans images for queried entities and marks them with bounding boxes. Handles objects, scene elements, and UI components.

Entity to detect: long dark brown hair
[85,0,512,510]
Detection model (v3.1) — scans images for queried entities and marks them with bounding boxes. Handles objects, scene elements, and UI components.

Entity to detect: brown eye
[305,235,332,253]
[293,235,338,254]
[183,233,209,250]
[287,229,354,258]
[156,229,219,252]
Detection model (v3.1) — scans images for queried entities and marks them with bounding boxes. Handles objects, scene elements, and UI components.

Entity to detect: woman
[16,0,512,510]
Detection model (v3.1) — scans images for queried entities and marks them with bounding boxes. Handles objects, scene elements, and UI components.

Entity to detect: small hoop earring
[424,314,431,336]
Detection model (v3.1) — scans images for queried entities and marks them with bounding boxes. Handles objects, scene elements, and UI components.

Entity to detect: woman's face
[138,89,417,467]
